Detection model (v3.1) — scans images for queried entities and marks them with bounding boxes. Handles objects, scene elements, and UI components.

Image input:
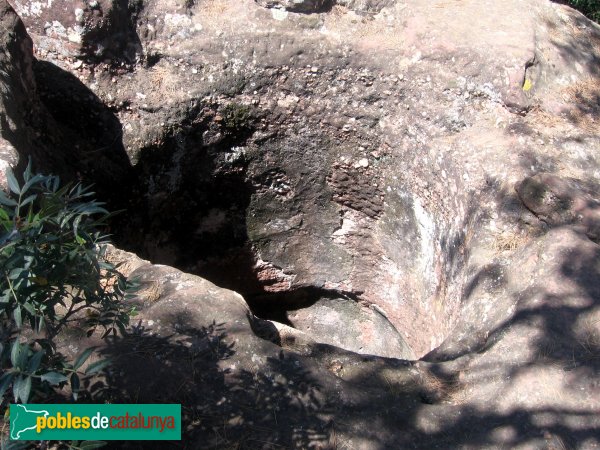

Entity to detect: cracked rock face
[2,0,600,447]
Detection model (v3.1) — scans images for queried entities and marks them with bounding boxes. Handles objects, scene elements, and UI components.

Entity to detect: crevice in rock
[29,59,134,206]
[247,286,361,325]
[256,0,337,14]
[255,0,395,14]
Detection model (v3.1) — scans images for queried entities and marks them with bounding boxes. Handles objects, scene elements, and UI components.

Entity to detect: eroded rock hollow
[2,0,600,447]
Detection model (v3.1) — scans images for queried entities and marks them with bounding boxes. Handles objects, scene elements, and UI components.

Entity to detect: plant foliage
[0,162,135,405]
[566,0,600,22]
[221,103,253,133]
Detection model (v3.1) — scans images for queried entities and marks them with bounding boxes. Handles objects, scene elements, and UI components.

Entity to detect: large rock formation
[0,0,133,201]
[2,0,600,447]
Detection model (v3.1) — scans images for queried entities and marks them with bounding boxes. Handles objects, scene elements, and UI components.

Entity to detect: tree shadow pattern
[544,9,600,134]
[91,322,332,450]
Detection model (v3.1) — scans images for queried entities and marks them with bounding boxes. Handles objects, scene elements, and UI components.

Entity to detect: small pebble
[357,158,369,168]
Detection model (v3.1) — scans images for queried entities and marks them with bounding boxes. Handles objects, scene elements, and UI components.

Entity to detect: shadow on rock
[92,322,332,449]
[31,59,134,206]
[424,228,600,448]
[545,9,600,133]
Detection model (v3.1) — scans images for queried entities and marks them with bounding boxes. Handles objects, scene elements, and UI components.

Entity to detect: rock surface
[70,0,598,359]
[2,0,600,447]
[288,295,416,359]
[95,234,600,449]
[11,0,142,63]
[0,0,133,200]
[0,0,36,185]
[517,173,600,240]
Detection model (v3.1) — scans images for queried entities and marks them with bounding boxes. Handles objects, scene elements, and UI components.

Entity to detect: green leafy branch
[0,161,137,405]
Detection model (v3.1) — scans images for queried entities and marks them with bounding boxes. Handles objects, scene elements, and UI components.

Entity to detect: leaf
[13,374,31,403]
[73,214,82,238]
[73,347,96,371]
[0,190,17,207]
[26,349,45,374]
[10,340,22,367]
[36,315,45,334]
[21,174,47,194]
[19,193,38,208]
[13,305,22,329]
[0,372,15,398]
[78,441,107,450]
[84,358,111,376]
[52,175,60,192]
[70,373,80,401]
[6,168,20,195]
[8,267,26,280]
[80,205,108,215]
[0,290,10,304]
[22,301,36,315]
[0,229,19,245]
[16,342,29,372]
[40,371,68,385]
[23,158,32,182]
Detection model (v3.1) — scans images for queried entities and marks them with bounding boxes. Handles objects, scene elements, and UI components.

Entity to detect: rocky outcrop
[0,0,133,202]
[10,0,142,63]
[2,0,600,447]
[0,0,36,183]
[67,0,598,359]
[97,237,600,448]
[517,173,600,240]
